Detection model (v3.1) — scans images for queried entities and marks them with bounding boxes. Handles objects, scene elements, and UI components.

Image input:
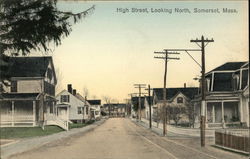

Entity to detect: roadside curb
[1,119,107,159]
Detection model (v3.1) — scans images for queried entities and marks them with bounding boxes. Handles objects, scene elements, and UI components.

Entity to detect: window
[11,81,17,92]
[177,97,183,103]
[232,75,239,91]
[61,95,70,103]
[77,107,82,114]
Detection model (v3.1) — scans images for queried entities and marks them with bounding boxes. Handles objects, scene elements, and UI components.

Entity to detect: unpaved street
[9,118,247,159]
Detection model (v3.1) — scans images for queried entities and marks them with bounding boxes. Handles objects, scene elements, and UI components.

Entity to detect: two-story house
[152,86,199,124]
[56,84,91,123]
[0,56,60,128]
[193,62,249,128]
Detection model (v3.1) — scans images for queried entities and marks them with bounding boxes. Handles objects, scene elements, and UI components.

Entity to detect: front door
[58,107,67,120]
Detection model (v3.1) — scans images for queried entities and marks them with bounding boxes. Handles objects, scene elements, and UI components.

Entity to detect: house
[131,96,147,119]
[193,62,249,128]
[144,96,153,120]
[152,86,199,124]
[0,56,68,130]
[56,84,90,123]
[103,103,126,117]
[87,100,101,120]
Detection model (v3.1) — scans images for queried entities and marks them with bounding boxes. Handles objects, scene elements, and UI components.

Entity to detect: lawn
[69,120,95,129]
[0,126,64,139]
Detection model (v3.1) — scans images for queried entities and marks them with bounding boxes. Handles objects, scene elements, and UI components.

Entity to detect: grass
[69,120,95,129]
[69,123,86,129]
[0,126,64,139]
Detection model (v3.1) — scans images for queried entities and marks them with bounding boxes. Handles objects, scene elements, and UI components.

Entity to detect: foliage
[0,0,94,85]
[0,0,94,56]
[0,126,64,139]
[131,97,145,112]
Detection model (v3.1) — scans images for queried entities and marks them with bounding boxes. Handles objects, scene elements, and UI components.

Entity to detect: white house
[87,100,101,120]
[56,86,90,123]
[193,62,249,128]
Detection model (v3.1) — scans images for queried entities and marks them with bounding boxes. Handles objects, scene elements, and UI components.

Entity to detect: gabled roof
[153,87,198,101]
[8,56,53,77]
[207,62,247,73]
[87,100,101,105]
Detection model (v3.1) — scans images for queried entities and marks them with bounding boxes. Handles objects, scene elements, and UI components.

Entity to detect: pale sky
[33,1,248,102]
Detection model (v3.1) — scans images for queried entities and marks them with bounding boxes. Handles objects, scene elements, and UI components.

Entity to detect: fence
[215,129,250,153]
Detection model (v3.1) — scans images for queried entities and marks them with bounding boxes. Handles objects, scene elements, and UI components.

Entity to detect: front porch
[0,100,38,127]
[194,99,244,128]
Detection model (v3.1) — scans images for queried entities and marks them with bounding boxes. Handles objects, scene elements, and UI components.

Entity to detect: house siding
[16,79,43,93]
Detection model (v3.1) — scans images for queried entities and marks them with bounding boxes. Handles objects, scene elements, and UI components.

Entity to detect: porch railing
[215,129,249,153]
[46,114,68,131]
[0,114,34,127]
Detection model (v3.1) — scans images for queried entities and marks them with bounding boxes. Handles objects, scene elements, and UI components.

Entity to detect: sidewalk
[0,119,106,159]
[138,118,215,137]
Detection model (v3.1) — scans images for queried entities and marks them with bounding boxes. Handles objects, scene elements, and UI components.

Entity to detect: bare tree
[103,96,112,117]
[55,67,63,94]
[82,86,89,99]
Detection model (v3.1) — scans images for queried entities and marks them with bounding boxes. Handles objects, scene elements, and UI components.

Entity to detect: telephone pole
[134,84,146,121]
[145,85,153,129]
[154,51,180,136]
[190,35,214,147]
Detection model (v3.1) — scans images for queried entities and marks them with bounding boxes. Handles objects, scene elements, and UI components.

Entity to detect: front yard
[0,126,64,139]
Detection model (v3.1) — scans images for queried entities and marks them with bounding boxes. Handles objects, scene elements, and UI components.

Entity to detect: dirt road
[9,118,247,159]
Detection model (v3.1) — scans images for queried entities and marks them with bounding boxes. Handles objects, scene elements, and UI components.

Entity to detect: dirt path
[9,118,247,159]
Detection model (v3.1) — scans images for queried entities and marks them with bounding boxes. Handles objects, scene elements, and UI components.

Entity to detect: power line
[154,50,180,136]
[134,84,146,121]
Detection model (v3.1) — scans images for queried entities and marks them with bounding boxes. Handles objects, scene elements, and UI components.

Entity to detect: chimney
[67,84,72,94]
[184,83,186,88]
[73,89,76,96]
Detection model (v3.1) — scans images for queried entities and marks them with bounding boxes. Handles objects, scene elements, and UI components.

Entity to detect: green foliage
[0,126,64,139]
[0,0,95,56]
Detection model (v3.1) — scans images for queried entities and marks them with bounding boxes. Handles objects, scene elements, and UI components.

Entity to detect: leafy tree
[0,0,94,85]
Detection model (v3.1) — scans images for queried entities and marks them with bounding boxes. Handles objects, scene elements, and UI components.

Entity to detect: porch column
[212,105,215,123]
[11,101,14,126]
[239,96,243,122]
[33,101,36,126]
[221,101,225,128]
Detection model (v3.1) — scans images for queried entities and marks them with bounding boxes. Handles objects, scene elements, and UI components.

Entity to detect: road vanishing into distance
[9,118,247,159]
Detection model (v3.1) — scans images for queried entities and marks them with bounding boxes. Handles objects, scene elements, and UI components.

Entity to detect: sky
[34,1,248,102]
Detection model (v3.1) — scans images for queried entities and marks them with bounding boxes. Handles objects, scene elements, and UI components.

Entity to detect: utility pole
[145,85,153,129]
[134,84,146,121]
[190,35,214,147]
[154,50,179,136]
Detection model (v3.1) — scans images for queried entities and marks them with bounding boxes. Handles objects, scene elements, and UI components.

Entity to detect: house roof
[153,87,198,101]
[103,103,126,108]
[0,93,40,100]
[207,62,247,73]
[87,100,101,105]
[8,56,52,77]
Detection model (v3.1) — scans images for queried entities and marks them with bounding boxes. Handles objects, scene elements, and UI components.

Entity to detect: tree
[0,0,94,56]
[0,0,94,85]
[83,86,89,99]
[103,96,112,116]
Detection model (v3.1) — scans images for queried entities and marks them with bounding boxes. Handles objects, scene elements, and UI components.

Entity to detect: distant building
[193,62,249,128]
[103,103,126,117]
